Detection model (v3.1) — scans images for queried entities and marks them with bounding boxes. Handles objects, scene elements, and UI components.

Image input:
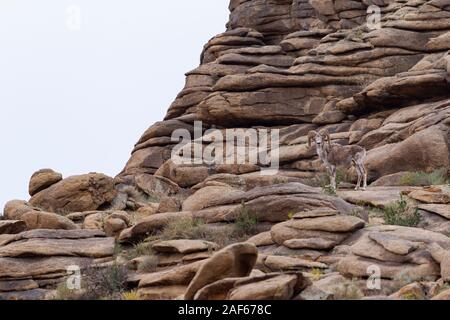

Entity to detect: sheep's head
[308,130,331,148]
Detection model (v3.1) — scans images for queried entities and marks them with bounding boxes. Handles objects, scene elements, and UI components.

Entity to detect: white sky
[0,0,230,210]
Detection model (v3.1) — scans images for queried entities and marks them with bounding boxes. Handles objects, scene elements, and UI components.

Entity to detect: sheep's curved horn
[320,129,332,147]
[308,131,317,147]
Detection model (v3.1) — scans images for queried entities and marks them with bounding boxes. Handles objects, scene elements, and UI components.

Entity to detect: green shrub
[312,169,348,195]
[56,264,129,300]
[234,202,259,236]
[147,206,259,248]
[82,264,128,300]
[55,282,82,300]
[149,217,236,248]
[400,168,449,186]
[322,184,337,196]
[122,290,141,300]
[125,241,155,260]
[137,256,159,273]
[152,217,210,242]
[334,279,363,300]
[383,197,421,227]
[309,268,325,281]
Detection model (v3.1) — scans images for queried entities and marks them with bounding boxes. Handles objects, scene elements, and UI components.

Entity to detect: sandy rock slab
[137,261,205,300]
[152,240,219,254]
[0,288,54,300]
[227,273,307,300]
[338,187,417,208]
[0,256,94,279]
[0,279,39,293]
[0,220,27,235]
[0,237,115,258]
[408,187,450,205]
[0,229,115,259]
[190,271,309,300]
[0,229,116,300]
[270,213,365,249]
[264,255,328,271]
[419,204,450,220]
[432,289,450,300]
[335,225,450,280]
[3,200,80,231]
[184,243,258,300]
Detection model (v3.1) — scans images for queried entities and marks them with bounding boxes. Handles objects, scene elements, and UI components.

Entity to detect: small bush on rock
[122,290,140,300]
[148,211,259,248]
[383,197,421,227]
[55,264,129,300]
[334,279,363,300]
[82,264,128,300]
[235,202,259,236]
[55,283,83,300]
[400,168,449,186]
[309,268,325,281]
[312,168,347,195]
[137,256,159,273]
[125,241,154,260]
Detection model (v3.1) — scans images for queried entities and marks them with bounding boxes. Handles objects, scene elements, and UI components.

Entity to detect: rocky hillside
[1,0,450,300]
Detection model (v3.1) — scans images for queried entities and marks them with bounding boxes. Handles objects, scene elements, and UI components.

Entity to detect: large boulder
[182,186,243,211]
[0,232,115,258]
[184,243,258,300]
[365,126,450,182]
[0,229,115,299]
[152,240,219,255]
[29,173,117,214]
[3,200,78,230]
[3,200,36,220]
[336,225,450,280]
[138,261,205,300]
[28,169,62,197]
[20,210,78,230]
[227,274,301,300]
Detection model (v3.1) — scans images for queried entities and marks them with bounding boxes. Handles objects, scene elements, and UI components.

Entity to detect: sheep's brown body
[308,130,368,191]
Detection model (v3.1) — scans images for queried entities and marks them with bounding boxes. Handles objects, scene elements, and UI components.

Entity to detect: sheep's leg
[355,165,362,191]
[361,164,368,190]
[330,166,337,191]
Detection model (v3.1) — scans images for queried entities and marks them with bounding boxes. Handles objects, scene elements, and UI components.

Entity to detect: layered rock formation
[1,0,450,300]
[117,0,450,189]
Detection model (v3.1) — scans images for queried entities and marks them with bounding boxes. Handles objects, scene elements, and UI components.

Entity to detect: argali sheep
[308,129,368,191]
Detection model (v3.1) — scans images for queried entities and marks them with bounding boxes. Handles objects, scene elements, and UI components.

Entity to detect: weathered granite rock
[0,236,115,258]
[408,187,450,204]
[390,283,427,300]
[228,274,299,300]
[419,204,450,220]
[3,0,450,301]
[152,240,219,254]
[3,200,36,220]
[29,173,116,214]
[184,243,258,300]
[264,255,328,271]
[432,289,450,300]
[28,169,62,197]
[0,220,27,235]
[20,211,78,231]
